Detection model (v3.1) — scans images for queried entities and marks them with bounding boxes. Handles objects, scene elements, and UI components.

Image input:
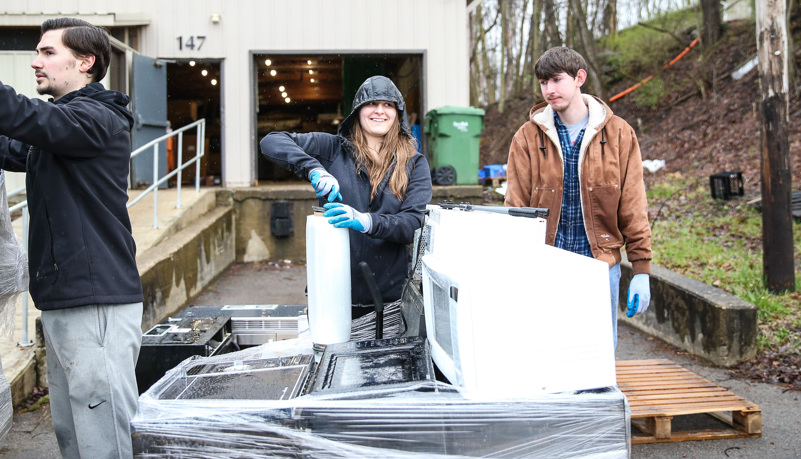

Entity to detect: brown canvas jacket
[505,95,652,274]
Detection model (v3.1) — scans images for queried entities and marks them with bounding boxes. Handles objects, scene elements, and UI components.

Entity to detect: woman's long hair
[349,116,417,201]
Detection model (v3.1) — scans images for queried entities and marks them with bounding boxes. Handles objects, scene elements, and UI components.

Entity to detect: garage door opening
[254,53,423,182]
[167,60,223,186]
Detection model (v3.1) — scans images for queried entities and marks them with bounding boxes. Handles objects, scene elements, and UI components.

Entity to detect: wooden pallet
[616,359,762,444]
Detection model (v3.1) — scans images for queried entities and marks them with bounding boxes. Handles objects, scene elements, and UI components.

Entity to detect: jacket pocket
[30,245,89,303]
[531,186,557,209]
[588,185,622,249]
[37,199,58,284]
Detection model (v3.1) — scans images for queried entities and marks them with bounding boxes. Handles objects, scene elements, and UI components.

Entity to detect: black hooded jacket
[261,76,432,305]
[0,82,143,310]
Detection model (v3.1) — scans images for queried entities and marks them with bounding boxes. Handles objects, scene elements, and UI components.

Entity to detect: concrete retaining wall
[229,186,318,263]
[228,185,486,263]
[619,262,758,367]
[137,205,236,330]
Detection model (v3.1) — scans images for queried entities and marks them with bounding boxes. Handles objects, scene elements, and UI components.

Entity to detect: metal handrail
[128,119,206,228]
[6,118,207,347]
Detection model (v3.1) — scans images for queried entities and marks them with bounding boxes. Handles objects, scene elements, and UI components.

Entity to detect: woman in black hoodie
[261,76,432,318]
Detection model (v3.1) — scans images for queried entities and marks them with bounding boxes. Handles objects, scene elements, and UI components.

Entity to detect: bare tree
[565,7,574,48]
[499,0,512,113]
[701,0,723,47]
[569,0,606,98]
[542,0,562,49]
[470,8,480,106]
[525,0,545,98]
[476,4,497,106]
[514,0,531,94]
[698,0,723,96]
[603,0,618,38]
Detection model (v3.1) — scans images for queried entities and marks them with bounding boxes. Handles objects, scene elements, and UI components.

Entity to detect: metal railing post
[17,205,32,347]
[152,144,159,229]
[176,132,183,209]
[195,123,202,193]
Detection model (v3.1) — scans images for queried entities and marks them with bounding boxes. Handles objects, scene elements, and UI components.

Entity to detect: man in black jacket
[0,18,143,458]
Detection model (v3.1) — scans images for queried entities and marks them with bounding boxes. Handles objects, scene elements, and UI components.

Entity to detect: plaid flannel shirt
[553,113,593,258]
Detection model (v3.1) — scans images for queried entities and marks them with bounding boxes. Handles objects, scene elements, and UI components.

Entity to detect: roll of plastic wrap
[306,214,351,348]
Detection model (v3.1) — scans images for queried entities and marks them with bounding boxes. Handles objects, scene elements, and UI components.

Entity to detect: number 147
[177,36,206,51]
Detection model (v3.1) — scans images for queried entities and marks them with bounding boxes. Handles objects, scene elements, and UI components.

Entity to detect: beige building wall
[1,0,471,187]
[0,52,48,192]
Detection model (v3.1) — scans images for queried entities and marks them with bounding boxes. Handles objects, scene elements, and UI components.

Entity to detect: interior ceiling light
[308,70,314,75]
[211,79,218,85]
[281,91,288,98]
[310,78,315,83]
[279,85,285,92]
[189,60,196,66]
[265,59,272,66]
[285,97,291,103]
[307,60,312,65]
[270,69,277,76]
[201,69,208,76]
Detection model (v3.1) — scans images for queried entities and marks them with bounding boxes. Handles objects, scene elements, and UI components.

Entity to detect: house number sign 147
[176,36,206,51]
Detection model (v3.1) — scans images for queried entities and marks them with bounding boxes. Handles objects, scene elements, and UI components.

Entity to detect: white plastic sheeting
[0,171,28,337]
[132,335,631,458]
[0,170,29,443]
[306,214,351,347]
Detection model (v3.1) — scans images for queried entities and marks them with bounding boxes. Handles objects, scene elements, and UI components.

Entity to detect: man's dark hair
[534,47,587,81]
[41,18,111,83]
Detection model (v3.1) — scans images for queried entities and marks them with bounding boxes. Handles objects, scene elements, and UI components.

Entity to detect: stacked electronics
[131,206,629,457]
[156,354,315,401]
[177,304,308,346]
[135,316,237,393]
[135,305,308,393]
[420,206,617,397]
[133,334,630,458]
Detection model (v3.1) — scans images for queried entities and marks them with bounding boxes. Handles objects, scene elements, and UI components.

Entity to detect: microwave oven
[421,242,616,398]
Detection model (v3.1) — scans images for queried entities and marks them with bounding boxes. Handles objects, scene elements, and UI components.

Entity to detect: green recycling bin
[425,106,485,186]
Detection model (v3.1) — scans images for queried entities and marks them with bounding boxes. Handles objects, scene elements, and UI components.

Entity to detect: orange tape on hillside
[609,37,700,102]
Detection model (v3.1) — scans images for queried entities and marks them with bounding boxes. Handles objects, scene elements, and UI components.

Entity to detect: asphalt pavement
[1,261,799,458]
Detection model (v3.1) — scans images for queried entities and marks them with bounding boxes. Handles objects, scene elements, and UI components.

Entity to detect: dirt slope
[480,20,801,195]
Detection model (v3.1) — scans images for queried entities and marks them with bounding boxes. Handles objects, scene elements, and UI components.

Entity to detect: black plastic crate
[709,171,744,200]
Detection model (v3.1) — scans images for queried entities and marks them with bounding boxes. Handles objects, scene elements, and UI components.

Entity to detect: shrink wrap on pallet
[0,358,10,444]
[131,333,631,458]
[305,214,351,349]
[0,171,25,443]
[0,171,28,338]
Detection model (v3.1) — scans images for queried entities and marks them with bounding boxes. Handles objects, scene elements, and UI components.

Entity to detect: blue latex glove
[309,169,342,202]
[323,203,372,233]
[626,273,651,317]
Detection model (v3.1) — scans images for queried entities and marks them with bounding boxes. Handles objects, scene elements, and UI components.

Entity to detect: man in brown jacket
[505,47,652,347]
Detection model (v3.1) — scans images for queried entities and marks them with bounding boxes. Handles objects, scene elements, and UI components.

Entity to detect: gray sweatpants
[41,302,143,459]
